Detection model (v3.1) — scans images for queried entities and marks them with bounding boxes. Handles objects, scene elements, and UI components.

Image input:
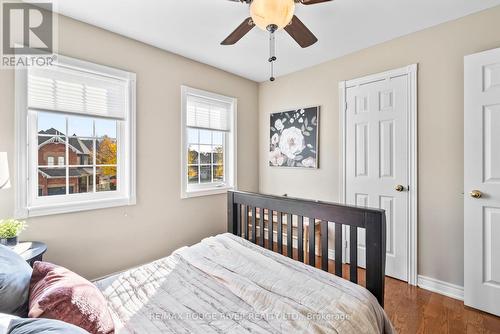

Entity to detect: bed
[95,191,393,333]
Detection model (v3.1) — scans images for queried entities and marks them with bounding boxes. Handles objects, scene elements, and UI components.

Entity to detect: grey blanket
[95,234,394,333]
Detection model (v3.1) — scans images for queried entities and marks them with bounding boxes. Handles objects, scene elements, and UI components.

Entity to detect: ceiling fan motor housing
[250,0,295,31]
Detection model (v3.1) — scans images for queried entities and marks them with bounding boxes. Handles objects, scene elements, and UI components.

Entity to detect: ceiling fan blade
[221,17,255,45]
[300,0,333,4]
[284,15,318,48]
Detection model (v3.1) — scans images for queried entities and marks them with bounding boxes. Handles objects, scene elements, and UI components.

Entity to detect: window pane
[68,116,93,137]
[38,135,66,166]
[199,130,212,145]
[188,166,198,184]
[95,119,117,139]
[38,167,67,197]
[69,167,93,194]
[38,112,65,134]
[68,137,94,166]
[200,165,212,183]
[187,128,198,144]
[213,145,224,165]
[213,164,224,182]
[96,167,117,192]
[96,138,117,165]
[213,131,224,145]
[199,145,212,164]
[188,145,199,165]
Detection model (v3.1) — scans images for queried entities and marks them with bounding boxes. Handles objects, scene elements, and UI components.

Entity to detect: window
[181,86,236,198]
[15,55,136,218]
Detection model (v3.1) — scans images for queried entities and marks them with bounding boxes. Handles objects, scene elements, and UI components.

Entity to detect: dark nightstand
[12,241,47,267]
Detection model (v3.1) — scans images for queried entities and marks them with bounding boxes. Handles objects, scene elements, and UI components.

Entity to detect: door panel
[355,123,369,177]
[483,207,500,286]
[484,105,500,183]
[379,120,395,178]
[464,47,500,316]
[380,195,395,255]
[345,75,409,281]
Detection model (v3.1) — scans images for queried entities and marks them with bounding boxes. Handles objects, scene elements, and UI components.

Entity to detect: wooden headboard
[227,190,387,306]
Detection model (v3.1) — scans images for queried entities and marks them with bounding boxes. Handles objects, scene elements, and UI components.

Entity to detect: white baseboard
[417,275,464,301]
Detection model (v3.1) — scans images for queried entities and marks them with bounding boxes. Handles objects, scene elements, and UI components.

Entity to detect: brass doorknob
[395,185,405,192]
[470,190,482,199]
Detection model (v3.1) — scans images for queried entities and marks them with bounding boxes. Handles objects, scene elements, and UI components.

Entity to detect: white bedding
[95,233,394,334]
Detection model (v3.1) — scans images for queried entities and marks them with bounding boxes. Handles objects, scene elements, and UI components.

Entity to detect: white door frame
[339,64,418,285]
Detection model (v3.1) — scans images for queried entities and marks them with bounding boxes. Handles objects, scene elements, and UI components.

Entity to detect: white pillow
[0,313,19,334]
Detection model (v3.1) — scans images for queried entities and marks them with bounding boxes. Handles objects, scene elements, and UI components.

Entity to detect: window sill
[17,196,136,218]
[181,186,233,199]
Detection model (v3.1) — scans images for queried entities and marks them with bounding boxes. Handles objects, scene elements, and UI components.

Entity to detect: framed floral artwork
[269,106,319,168]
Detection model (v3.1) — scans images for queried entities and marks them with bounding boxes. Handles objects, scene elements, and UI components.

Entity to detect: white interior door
[464,47,500,317]
[344,72,410,282]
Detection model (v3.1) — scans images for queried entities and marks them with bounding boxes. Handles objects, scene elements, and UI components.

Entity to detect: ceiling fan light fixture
[250,0,295,31]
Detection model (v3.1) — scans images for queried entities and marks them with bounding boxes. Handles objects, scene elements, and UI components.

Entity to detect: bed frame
[227,190,387,307]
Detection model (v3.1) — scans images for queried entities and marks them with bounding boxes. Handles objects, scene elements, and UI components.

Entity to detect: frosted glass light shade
[250,0,295,31]
[0,152,11,190]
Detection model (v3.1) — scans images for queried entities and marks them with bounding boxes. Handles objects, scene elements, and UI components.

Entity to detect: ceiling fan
[221,0,332,81]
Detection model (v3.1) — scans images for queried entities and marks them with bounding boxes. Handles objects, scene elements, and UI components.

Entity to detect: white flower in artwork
[298,118,304,123]
[301,156,316,168]
[274,119,285,131]
[269,148,285,166]
[279,127,305,159]
[271,133,279,145]
[290,118,295,124]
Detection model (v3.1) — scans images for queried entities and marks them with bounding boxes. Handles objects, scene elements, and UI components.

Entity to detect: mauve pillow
[28,262,114,334]
[0,245,32,316]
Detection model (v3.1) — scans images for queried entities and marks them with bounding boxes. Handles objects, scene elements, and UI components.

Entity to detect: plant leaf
[303,131,310,136]
[294,155,303,161]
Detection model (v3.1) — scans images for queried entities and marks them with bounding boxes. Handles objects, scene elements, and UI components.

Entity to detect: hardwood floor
[263,240,500,334]
[327,260,500,334]
[383,276,500,334]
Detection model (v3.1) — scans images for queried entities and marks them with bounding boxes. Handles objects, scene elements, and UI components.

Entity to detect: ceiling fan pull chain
[269,30,277,81]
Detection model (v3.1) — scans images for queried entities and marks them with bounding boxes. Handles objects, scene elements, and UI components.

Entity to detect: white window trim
[180,86,237,199]
[15,54,137,218]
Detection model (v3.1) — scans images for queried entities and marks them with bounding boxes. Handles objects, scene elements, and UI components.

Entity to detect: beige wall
[0,14,259,279]
[259,6,500,286]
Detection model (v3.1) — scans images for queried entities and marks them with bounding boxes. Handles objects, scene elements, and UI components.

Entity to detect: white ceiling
[50,0,500,82]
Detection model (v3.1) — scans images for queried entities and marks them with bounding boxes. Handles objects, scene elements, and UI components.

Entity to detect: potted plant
[0,219,27,246]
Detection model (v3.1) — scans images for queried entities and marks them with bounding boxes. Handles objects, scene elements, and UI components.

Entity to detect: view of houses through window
[187,128,224,185]
[37,112,118,197]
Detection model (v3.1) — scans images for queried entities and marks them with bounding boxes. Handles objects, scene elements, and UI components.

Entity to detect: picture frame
[269,106,319,169]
